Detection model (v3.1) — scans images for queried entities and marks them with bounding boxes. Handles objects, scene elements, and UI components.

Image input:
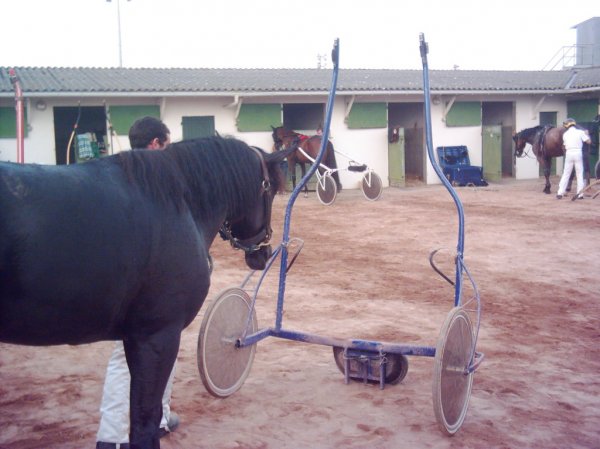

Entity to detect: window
[237,104,281,132]
[0,106,28,138]
[108,105,160,135]
[283,103,324,130]
[539,111,557,126]
[182,116,215,139]
[446,102,481,127]
[567,99,598,122]
[346,103,387,129]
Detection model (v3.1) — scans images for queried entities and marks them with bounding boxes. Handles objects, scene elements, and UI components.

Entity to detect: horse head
[219,144,293,270]
[513,131,527,157]
[271,126,299,152]
[271,126,284,151]
[513,126,546,158]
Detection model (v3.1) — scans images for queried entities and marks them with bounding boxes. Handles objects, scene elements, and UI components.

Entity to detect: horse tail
[324,140,342,190]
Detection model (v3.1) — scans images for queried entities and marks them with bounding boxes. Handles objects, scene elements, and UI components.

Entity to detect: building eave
[1,86,598,100]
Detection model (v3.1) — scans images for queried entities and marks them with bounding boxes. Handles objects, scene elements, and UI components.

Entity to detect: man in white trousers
[556,118,591,200]
[96,117,179,449]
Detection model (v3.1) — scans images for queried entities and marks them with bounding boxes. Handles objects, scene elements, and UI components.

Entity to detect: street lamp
[106,0,130,67]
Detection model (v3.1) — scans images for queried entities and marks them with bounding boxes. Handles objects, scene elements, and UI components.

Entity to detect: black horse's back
[0,136,291,447]
[0,158,154,344]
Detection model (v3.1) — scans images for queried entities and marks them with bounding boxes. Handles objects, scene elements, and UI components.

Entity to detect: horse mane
[516,126,544,140]
[275,126,298,139]
[118,136,281,220]
[117,149,187,212]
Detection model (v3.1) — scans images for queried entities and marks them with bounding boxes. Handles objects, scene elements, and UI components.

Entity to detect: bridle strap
[219,146,273,253]
[249,146,271,190]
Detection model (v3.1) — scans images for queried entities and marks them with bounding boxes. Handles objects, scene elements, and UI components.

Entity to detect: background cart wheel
[432,307,474,435]
[197,288,257,398]
[332,347,408,384]
[361,171,383,201]
[316,172,337,206]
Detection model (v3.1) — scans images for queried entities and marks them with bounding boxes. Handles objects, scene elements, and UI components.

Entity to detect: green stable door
[388,127,405,187]
[483,125,502,182]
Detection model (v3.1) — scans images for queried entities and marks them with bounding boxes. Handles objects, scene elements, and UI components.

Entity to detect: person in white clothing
[556,118,591,199]
[96,117,179,449]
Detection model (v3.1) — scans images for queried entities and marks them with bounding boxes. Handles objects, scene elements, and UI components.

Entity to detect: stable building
[1,65,599,189]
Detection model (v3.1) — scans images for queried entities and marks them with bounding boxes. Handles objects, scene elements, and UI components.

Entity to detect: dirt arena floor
[1,177,599,449]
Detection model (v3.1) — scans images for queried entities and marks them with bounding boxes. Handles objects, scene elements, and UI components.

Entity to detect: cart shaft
[239,326,436,357]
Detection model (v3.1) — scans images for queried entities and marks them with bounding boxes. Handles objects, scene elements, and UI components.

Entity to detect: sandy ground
[1,177,599,449]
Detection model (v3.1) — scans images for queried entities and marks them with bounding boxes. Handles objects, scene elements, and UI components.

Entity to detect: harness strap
[296,146,330,171]
[537,125,552,158]
[219,146,273,253]
[248,146,271,190]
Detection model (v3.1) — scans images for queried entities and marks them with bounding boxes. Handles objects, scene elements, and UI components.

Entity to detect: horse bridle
[273,130,300,152]
[514,133,539,160]
[219,146,274,253]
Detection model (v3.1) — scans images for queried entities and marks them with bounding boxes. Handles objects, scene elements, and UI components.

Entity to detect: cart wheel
[316,173,337,206]
[432,307,474,435]
[384,353,409,384]
[595,159,600,180]
[197,288,257,398]
[332,347,408,384]
[361,171,383,201]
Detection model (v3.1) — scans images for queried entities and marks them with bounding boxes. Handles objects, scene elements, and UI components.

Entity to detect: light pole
[106,0,130,67]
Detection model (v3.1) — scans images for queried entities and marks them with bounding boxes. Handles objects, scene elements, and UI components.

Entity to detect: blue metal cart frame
[197,36,483,435]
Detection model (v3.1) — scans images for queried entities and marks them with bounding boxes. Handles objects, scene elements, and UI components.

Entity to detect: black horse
[0,136,291,449]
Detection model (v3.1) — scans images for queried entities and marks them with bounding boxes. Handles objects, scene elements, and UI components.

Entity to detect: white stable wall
[3,93,592,189]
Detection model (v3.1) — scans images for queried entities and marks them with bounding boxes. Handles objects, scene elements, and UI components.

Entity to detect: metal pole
[419,34,465,306]
[9,68,25,164]
[275,39,340,330]
[107,0,129,67]
[117,0,123,67]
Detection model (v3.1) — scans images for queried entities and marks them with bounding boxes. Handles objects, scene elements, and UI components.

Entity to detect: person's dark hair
[128,116,170,149]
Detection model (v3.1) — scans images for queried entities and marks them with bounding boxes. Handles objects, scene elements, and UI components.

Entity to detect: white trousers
[557,149,585,196]
[96,341,175,444]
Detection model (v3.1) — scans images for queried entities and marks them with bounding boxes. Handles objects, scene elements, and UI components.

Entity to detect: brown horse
[513,125,567,194]
[271,126,341,194]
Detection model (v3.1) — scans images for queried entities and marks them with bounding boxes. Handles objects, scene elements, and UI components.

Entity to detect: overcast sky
[2,0,598,71]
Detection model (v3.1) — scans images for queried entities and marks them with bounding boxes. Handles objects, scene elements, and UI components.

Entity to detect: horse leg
[325,144,342,190]
[543,158,551,194]
[125,329,180,449]
[300,163,308,198]
[566,169,574,192]
[288,158,296,191]
[583,146,591,186]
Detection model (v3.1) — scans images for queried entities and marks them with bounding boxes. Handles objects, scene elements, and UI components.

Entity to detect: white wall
[425,104,484,184]
[2,93,585,188]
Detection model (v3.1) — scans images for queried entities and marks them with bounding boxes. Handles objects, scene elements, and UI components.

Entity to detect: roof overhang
[1,87,598,99]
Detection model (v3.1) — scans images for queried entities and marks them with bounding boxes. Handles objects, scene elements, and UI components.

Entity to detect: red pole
[9,68,25,164]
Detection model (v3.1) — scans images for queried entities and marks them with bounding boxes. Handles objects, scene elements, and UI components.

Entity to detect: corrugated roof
[1,66,599,95]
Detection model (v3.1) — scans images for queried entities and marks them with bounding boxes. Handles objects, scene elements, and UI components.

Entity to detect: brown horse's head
[513,126,543,157]
[513,131,529,157]
[271,126,299,151]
